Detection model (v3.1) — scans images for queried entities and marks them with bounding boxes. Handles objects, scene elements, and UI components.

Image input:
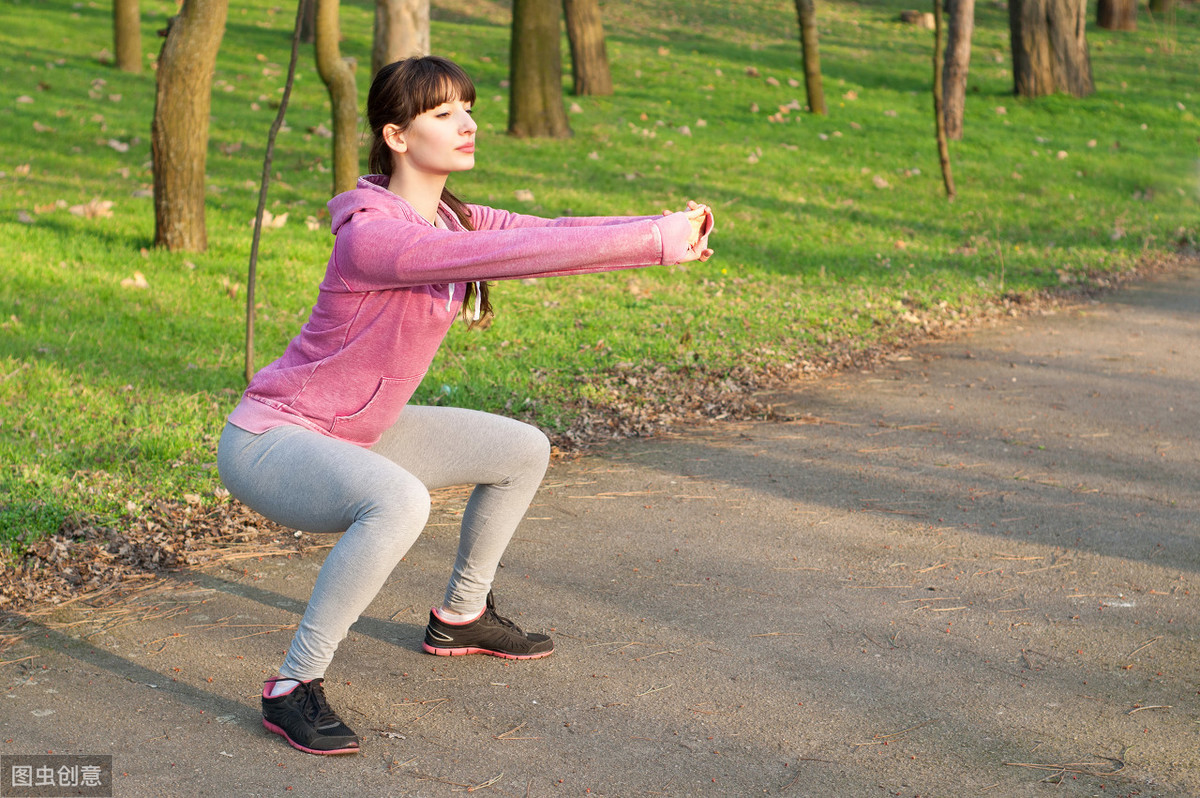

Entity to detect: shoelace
[300,680,345,729]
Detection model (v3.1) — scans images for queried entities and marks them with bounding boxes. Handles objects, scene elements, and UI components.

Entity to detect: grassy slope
[1,0,1197,549]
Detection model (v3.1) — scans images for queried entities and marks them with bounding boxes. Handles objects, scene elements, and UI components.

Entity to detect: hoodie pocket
[330,374,425,443]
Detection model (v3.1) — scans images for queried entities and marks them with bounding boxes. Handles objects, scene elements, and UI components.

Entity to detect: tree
[1148,0,1174,17]
[246,0,308,383]
[793,0,826,115]
[932,0,955,199]
[151,0,228,251]
[1009,0,1094,98]
[562,0,612,96]
[315,0,359,194]
[113,0,142,73]
[1097,0,1137,30]
[941,0,975,139]
[371,0,429,79]
[509,0,571,138]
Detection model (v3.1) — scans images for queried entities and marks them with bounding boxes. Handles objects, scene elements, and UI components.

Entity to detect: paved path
[4,264,1199,797]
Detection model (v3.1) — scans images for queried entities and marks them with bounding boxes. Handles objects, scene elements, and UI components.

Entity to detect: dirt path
[3,263,1198,797]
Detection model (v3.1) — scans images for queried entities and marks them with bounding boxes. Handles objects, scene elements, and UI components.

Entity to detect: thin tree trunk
[113,0,142,73]
[1009,0,1094,98]
[562,0,612,96]
[151,0,228,252]
[1147,0,1173,17]
[371,0,429,80]
[315,0,359,195]
[246,0,307,383]
[300,0,316,44]
[509,0,571,138]
[933,0,955,199]
[942,0,975,140]
[1097,0,1137,30]
[794,0,826,114]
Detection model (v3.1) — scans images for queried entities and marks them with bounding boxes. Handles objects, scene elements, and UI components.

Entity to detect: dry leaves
[69,198,114,219]
[120,271,149,289]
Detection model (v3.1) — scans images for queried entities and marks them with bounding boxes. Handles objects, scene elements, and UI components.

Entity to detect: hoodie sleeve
[328,205,695,293]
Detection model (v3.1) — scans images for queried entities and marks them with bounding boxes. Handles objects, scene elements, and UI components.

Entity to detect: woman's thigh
[218,422,429,534]
[371,406,550,490]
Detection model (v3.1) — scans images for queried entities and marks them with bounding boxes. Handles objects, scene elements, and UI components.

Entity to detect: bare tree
[246,0,308,383]
[933,0,955,199]
[942,0,975,139]
[113,0,142,73]
[1148,0,1174,17]
[1009,0,1094,98]
[1097,0,1137,30]
[315,0,359,194]
[372,0,429,79]
[794,0,826,114]
[509,0,571,138]
[151,0,228,251]
[563,0,612,96]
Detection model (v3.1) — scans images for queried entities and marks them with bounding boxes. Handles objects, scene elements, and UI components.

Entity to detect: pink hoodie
[227,175,708,447]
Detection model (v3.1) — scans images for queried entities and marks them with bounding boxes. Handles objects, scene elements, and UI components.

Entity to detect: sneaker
[422,591,554,659]
[261,677,360,755]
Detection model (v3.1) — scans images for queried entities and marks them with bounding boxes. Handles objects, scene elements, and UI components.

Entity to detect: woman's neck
[388,168,447,225]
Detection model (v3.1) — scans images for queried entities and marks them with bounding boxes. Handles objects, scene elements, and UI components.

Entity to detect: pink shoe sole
[263,719,360,755]
[421,642,554,660]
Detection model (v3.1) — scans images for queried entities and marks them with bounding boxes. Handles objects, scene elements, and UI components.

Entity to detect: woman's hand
[663,201,715,263]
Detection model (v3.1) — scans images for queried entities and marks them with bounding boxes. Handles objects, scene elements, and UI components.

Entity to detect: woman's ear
[382,123,407,155]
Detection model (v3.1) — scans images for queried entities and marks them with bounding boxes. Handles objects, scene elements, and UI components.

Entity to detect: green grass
[1,0,1197,551]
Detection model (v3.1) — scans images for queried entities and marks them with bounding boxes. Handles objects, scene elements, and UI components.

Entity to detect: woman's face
[388,95,477,176]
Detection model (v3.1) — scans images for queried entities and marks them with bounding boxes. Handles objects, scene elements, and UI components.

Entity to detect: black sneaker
[422,591,554,659]
[261,678,360,755]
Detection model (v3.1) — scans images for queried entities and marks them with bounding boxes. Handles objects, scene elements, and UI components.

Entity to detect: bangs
[411,64,477,113]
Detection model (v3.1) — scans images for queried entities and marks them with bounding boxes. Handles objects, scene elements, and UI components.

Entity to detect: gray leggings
[216,406,550,680]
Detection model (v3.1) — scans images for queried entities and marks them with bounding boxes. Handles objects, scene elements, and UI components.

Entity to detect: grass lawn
[1,0,1197,552]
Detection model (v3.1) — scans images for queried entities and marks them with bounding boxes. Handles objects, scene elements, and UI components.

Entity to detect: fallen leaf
[121,271,149,289]
[995,106,1007,115]
[766,76,780,87]
[305,216,321,232]
[569,102,583,113]
[17,210,35,224]
[33,121,54,133]
[69,198,114,218]
[17,95,33,104]
[107,139,129,153]
[844,90,858,100]
[514,189,535,202]
[873,175,891,189]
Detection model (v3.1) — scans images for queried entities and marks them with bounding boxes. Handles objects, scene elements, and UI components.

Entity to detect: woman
[217,55,714,756]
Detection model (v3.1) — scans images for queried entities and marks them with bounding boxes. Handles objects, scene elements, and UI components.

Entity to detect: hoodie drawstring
[445,281,483,321]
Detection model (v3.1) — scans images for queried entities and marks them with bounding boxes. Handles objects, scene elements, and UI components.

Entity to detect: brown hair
[367,56,491,324]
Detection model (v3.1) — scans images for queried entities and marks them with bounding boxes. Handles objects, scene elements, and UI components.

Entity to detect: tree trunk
[1097,0,1137,29]
[1009,0,1094,98]
[562,0,612,96]
[113,0,142,73]
[1147,0,1174,17]
[933,0,955,199]
[942,0,974,140]
[509,0,571,138]
[315,0,359,195]
[371,0,429,80]
[300,0,316,44]
[794,0,826,114]
[151,0,228,252]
